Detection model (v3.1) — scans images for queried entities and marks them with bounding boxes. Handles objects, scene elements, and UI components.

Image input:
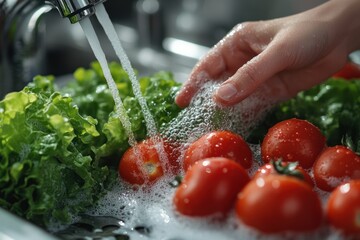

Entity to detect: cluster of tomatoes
[118,118,360,237]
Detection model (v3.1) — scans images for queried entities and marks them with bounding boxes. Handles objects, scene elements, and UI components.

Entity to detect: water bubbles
[162,80,272,147]
[74,12,341,238]
[75,78,282,239]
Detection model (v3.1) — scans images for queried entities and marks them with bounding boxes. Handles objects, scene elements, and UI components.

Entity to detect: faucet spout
[47,0,106,23]
[0,0,108,98]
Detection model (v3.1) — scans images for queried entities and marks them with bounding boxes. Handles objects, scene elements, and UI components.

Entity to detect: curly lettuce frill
[0,76,110,226]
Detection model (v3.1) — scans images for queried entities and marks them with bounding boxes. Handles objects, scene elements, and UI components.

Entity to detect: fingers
[175,24,254,108]
[230,48,346,107]
[278,50,347,98]
[213,43,287,106]
[175,3,352,108]
[175,50,226,108]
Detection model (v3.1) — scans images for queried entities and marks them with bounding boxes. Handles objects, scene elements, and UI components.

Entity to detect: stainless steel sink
[0,208,59,240]
[42,10,199,84]
[1,1,330,239]
[41,0,327,84]
[0,0,328,97]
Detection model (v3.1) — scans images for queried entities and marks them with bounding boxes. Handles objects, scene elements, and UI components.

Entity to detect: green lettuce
[61,61,182,163]
[248,78,360,152]
[0,76,111,226]
[0,61,182,226]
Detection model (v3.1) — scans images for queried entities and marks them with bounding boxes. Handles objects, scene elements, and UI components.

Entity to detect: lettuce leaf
[0,75,112,226]
[61,62,182,163]
[0,61,182,226]
[248,78,360,151]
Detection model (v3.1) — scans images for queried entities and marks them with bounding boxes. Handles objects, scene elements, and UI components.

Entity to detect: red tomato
[333,62,360,79]
[183,130,253,171]
[261,118,326,169]
[236,175,323,233]
[326,180,360,235]
[173,157,250,217]
[313,145,360,192]
[118,138,180,185]
[253,160,314,187]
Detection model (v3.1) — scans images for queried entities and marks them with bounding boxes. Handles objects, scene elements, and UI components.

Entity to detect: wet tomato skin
[326,180,360,235]
[333,62,360,79]
[173,157,250,217]
[261,118,326,169]
[183,130,253,171]
[253,161,314,187]
[313,145,360,192]
[236,175,323,233]
[118,138,180,185]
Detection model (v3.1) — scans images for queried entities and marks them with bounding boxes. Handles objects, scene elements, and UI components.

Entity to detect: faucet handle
[136,0,165,49]
[46,0,106,23]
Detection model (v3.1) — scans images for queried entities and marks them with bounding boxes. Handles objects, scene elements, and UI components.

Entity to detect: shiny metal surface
[0,0,329,98]
[0,1,332,239]
[48,0,106,23]
[0,0,106,98]
[0,208,59,240]
[0,0,51,97]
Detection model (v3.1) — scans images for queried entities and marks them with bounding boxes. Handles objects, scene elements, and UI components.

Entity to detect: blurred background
[43,0,327,83]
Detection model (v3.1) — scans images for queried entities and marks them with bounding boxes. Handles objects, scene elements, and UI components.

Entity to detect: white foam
[88,171,338,240]
[82,81,345,240]
[77,9,343,239]
[161,80,272,144]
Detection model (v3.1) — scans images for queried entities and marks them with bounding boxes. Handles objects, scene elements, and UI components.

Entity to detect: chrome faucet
[0,0,106,98]
[49,0,106,24]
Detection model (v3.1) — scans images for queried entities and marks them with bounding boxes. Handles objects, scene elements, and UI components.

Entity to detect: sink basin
[0,208,58,240]
[41,0,328,86]
[42,9,198,85]
[2,1,338,239]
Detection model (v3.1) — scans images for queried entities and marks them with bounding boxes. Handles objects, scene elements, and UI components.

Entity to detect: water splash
[95,4,170,173]
[79,18,137,148]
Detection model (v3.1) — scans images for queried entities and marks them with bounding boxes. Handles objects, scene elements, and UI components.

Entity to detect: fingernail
[216,83,237,101]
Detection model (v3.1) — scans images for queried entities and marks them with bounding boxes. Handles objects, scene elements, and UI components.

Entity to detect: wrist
[322,0,360,52]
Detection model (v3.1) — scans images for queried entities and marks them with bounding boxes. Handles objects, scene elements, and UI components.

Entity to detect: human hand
[175,0,360,108]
